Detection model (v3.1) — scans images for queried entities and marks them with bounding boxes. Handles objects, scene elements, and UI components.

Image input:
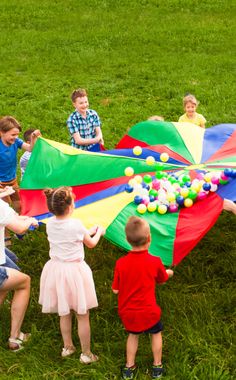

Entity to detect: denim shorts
[3,248,20,271]
[0,267,8,288]
[127,320,163,335]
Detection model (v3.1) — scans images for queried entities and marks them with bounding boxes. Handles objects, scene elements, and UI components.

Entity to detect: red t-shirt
[112,249,169,332]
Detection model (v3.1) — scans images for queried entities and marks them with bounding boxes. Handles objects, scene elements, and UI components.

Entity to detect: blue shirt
[67,109,101,150]
[0,138,23,181]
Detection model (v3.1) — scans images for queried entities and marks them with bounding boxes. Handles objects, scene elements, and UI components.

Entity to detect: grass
[0,0,235,379]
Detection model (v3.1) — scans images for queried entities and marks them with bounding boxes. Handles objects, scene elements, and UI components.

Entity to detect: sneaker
[122,365,137,379]
[152,365,164,379]
[79,352,99,364]
[61,346,76,357]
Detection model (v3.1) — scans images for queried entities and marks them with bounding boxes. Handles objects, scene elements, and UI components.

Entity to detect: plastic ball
[149,195,156,202]
[146,156,155,166]
[176,195,185,206]
[188,189,198,200]
[155,171,165,179]
[137,204,147,214]
[134,195,143,205]
[124,167,134,177]
[202,183,211,191]
[182,174,191,183]
[125,184,134,193]
[197,192,207,201]
[219,178,229,185]
[149,189,158,198]
[169,204,178,213]
[157,204,168,214]
[224,168,233,177]
[128,179,136,187]
[210,184,218,192]
[204,173,212,182]
[152,179,161,190]
[155,162,164,171]
[166,192,176,202]
[143,174,152,184]
[185,181,192,188]
[142,183,150,191]
[220,173,229,181]
[231,170,236,178]
[133,146,142,156]
[160,153,169,162]
[184,198,193,207]
[180,188,189,198]
[211,176,220,185]
[147,202,157,212]
[134,175,143,184]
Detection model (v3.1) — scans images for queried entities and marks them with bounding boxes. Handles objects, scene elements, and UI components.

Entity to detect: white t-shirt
[0,199,15,264]
[46,217,88,262]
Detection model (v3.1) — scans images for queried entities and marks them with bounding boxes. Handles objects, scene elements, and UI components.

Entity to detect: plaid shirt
[67,109,101,150]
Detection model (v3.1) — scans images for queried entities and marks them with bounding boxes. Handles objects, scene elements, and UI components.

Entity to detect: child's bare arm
[83,226,105,248]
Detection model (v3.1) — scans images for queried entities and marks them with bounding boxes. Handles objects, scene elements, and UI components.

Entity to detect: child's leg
[0,268,30,339]
[223,199,236,215]
[126,333,139,367]
[60,312,74,349]
[151,332,162,366]
[76,312,91,355]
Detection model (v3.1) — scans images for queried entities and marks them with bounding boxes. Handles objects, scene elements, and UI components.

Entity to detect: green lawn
[0,0,235,379]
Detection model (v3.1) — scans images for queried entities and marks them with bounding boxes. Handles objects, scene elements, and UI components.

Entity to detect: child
[0,116,40,213]
[66,88,104,152]
[19,128,36,178]
[0,186,38,351]
[148,116,164,121]
[112,216,173,379]
[178,94,206,128]
[39,187,105,361]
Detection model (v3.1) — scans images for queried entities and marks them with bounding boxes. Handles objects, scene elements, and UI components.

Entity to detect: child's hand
[30,217,39,228]
[166,269,174,278]
[89,225,99,236]
[97,226,106,236]
[32,130,41,138]
[0,186,15,198]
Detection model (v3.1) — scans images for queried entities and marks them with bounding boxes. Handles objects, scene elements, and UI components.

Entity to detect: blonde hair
[71,88,87,103]
[183,94,199,107]
[125,216,150,247]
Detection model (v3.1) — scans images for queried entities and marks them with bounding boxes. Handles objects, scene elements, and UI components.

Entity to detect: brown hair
[71,88,88,103]
[183,94,198,107]
[0,116,22,133]
[44,187,73,216]
[23,128,36,142]
[125,216,150,247]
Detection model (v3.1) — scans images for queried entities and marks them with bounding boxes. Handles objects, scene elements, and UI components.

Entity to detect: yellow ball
[204,173,212,182]
[180,188,189,198]
[137,204,147,214]
[157,204,168,214]
[124,167,134,177]
[184,198,193,207]
[160,153,169,162]
[147,202,157,212]
[166,192,176,202]
[134,175,143,184]
[146,156,155,166]
[128,179,136,187]
[133,146,142,156]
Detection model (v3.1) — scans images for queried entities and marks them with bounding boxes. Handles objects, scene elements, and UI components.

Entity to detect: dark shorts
[0,267,8,288]
[127,320,163,335]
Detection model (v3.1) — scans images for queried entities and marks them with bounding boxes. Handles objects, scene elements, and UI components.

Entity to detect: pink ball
[152,179,161,190]
[211,176,219,185]
[197,191,207,201]
[196,173,204,180]
[169,204,178,213]
[220,173,229,181]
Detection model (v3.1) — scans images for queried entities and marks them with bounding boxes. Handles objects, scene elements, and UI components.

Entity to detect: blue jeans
[3,248,20,271]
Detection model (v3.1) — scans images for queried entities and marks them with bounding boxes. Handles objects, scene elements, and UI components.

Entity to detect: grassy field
[0,0,235,379]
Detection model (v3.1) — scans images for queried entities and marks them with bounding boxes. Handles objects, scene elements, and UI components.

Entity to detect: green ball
[143,174,152,183]
[182,174,191,183]
[188,189,197,200]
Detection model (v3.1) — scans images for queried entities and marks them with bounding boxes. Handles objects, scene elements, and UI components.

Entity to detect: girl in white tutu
[39,186,105,362]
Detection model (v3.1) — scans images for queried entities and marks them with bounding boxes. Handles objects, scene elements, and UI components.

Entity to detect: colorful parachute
[20,121,236,266]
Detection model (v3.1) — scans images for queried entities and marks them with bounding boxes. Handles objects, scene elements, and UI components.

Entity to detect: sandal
[80,352,99,364]
[8,332,31,352]
[61,346,76,357]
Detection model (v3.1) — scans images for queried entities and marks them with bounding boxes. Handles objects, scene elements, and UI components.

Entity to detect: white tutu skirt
[39,259,98,316]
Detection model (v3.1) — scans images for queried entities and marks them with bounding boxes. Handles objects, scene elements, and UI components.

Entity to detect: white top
[20,151,31,177]
[46,217,88,262]
[0,199,15,264]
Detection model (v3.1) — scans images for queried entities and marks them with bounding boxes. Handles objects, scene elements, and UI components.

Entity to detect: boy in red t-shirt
[112,216,173,379]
